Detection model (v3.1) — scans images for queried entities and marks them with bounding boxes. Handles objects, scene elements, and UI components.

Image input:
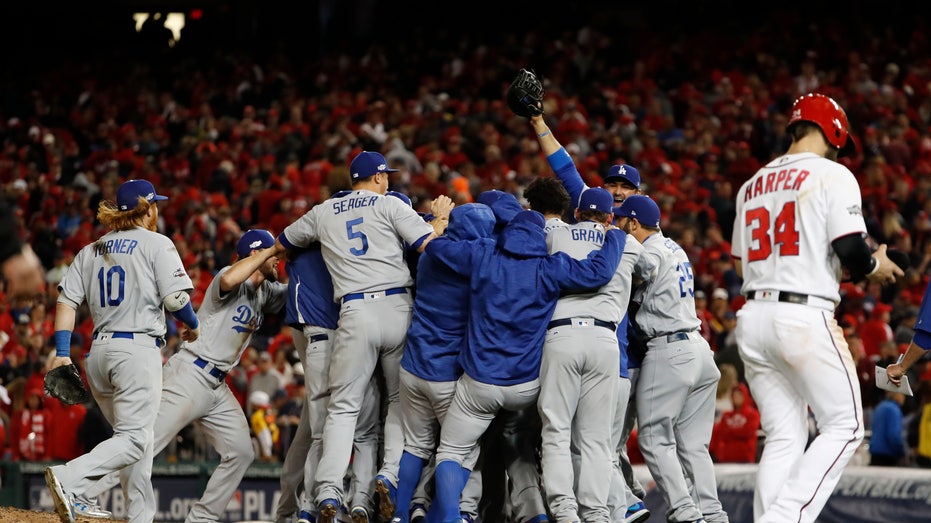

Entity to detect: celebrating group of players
[43,84,909,523]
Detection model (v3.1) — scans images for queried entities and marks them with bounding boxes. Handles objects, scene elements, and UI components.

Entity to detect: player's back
[64,227,191,337]
[548,222,636,325]
[634,233,700,338]
[732,152,866,304]
[304,190,432,299]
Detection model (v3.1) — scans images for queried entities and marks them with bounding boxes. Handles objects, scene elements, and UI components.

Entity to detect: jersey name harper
[332,195,379,215]
[93,239,139,257]
[741,168,810,202]
[571,229,604,243]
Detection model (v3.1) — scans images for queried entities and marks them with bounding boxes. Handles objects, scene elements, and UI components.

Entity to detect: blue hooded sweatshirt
[402,203,497,381]
[426,209,626,385]
[478,190,523,235]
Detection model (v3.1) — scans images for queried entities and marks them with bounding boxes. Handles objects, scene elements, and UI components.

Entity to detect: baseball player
[616,195,728,523]
[473,189,551,523]
[46,179,199,523]
[93,228,286,523]
[390,202,496,523]
[732,93,902,523]
[539,187,642,522]
[529,114,649,521]
[274,150,453,523]
[425,208,626,523]
[524,176,571,234]
[275,239,385,523]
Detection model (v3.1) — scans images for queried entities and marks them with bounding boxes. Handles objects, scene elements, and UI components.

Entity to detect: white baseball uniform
[731,152,866,523]
[52,227,193,523]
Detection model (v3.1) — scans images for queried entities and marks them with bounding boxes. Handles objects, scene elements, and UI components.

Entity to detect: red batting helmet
[788,93,856,157]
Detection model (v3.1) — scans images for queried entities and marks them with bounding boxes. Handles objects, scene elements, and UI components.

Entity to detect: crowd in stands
[2,6,931,468]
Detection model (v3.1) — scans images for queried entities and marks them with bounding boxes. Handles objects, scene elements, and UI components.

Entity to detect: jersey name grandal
[570,228,604,243]
[742,168,810,202]
[94,239,139,257]
[332,195,379,215]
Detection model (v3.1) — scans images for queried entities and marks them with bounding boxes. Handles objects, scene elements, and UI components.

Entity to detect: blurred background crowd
[1,1,930,470]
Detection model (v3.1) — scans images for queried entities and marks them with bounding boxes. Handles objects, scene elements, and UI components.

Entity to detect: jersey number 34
[745,202,800,262]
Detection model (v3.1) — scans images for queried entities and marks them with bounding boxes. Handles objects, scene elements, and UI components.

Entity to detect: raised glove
[44,363,90,405]
[507,68,544,118]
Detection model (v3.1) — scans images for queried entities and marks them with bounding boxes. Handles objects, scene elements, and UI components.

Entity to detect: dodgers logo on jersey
[231,305,261,334]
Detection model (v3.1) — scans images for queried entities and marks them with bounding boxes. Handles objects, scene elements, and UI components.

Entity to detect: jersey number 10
[97,266,126,306]
[745,202,800,262]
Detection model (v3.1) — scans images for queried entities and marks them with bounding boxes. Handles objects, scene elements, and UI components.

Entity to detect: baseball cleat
[374,475,397,521]
[45,467,75,523]
[317,499,339,523]
[297,509,317,523]
[410,503,427,523]
[623,501,650,523]
[73,494,113,519]
[350,506,370,523]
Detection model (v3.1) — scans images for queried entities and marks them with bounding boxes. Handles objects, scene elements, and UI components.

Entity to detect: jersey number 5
[746,202,800,262]
[346,217,369,256]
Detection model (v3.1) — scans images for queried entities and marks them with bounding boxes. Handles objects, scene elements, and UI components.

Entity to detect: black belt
[665,332,691,343]
[547,318,618,332]
[94,331,163,348]
[194,357,227,381]
[309,333,329,343]
[342,287,408,302]
[746,290,817,306]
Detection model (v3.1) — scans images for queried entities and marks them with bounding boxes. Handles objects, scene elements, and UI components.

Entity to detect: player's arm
[553,228,626,292]
[424,236,479,275]
[887,280,931,384]
[52,301,78,369]
[530,115,586,204]
[219,247,279,293]
[164,290,200,342]
[832,233,902,284]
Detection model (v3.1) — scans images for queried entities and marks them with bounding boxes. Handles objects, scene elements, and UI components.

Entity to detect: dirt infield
[0,507,126,523]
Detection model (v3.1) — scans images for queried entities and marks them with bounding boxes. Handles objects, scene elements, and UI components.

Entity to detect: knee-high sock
[395,451,427,521]
[433,460,467,523]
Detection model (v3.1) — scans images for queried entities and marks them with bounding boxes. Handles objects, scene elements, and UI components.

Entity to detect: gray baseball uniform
[541,219,641,523]
[94,258,287,522]
[51,226,193,523]
[631,232,727,523]
[280,188,435,510]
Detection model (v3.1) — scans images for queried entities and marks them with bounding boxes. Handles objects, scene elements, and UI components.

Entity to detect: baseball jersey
[281,189,435,301]
[547,221,637,325]
[284,243,339,330]
[57,227,193,337]
[183,265,287,371]
[544,217,570,236]
[630,232,701,338]
[731,152,867,304]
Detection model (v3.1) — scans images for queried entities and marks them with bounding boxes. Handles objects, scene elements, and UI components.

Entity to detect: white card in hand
[875,365,914,396]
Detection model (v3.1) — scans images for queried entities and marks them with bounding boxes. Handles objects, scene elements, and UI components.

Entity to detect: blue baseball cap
[237,229,276,257]
[604,164,640,188]
[616,195,660,228]
[578,187,614,213]
[349,151,399,181]
[116,179,168,211]
[386,190,412,207]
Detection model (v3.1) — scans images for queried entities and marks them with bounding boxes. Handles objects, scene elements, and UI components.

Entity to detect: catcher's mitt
[44,363,89,405]
[506,68,544,118]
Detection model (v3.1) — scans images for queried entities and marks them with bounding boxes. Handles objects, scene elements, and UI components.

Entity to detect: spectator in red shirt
[46,395,87,461]
[711,383,761,463]
[13,387,51,461]
[859,302,894,362]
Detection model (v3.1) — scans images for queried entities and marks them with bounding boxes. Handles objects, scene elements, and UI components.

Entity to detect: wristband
[55,330,72,357]
[537,130,551,138]
[867,256,881,276]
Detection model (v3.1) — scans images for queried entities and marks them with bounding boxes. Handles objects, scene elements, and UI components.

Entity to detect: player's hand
[181,326,200,343]
[886,362,905,386]
[430,194,455,220]
[867,245,905,284]
[50,356,74,371]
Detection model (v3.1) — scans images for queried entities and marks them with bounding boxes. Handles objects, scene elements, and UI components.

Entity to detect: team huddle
[43,79,905,523]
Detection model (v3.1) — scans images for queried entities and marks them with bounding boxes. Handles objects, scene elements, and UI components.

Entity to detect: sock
[394,451,426,521]
[434,460,466,523]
